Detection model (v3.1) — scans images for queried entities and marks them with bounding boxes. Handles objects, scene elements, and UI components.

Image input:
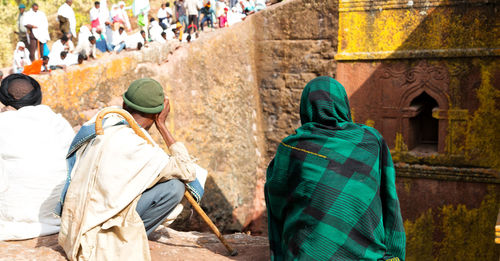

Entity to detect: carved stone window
[408,92,439,153]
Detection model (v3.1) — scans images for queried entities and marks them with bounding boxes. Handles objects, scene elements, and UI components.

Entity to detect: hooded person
[117,1,132,30]
[110,4,121,23]
[0,74,74,240]
[77,25,92,47]
[265,76,406,261]
[12,42,31,73]
[57,78,207,261]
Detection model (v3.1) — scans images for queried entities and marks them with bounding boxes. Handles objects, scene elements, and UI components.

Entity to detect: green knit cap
[123,78,164,114]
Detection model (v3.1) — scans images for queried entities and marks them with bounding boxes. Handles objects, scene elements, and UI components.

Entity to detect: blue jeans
[179,15,188,33]
[136,179,185,236]
[96,39,109,52]
[200,15,213,31]
[111,42,126,53]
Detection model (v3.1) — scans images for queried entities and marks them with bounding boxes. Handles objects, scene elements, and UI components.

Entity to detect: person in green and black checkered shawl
[265,76,406,261]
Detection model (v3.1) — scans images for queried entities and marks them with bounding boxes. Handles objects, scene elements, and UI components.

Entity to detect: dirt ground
[0,227,270,261]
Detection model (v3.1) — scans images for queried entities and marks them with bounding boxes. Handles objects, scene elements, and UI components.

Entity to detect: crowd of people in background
[12,0,271,76]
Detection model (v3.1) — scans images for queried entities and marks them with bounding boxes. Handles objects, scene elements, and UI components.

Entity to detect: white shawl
[0,105,74,240]
[12,42,31,72]
[57,3,77,37]
[23,9,50,43]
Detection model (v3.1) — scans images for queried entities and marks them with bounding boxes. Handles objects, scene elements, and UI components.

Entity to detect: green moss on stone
[465,61,500,170]
[437,186,500,260]
[404,187,500,260]
[404,209,434,261]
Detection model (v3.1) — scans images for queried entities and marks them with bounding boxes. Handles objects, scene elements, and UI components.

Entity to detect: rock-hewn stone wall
[25,0,340,234]
[254,0,338,158]
[30,20,267,233]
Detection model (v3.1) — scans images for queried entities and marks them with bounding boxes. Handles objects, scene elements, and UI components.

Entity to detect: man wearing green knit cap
[58,78,200,260]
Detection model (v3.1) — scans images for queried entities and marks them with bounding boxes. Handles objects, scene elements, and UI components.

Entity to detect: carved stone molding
[380,61,449,90]
[339,0,491,12]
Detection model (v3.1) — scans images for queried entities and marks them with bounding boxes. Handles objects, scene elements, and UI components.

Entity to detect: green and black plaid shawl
[265,77,406,261]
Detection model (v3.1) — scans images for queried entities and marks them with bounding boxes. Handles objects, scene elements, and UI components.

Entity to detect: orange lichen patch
[33,55,137,124]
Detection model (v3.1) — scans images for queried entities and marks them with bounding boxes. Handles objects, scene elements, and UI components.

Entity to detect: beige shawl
[59,115,195,260]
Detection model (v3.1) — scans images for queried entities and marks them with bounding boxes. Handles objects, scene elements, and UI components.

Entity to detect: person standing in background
[23,3,50,61]
[175,0,188,33]
[165,3,173,25]
[133,0,151,37]
[57,0,77,38]
[16,4,28,48]
[90,1,101,29]
[184,0,199,36]
[118,1,132,31]
[98,0,110,30]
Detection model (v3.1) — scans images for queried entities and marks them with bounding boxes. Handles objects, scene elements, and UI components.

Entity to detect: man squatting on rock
[57,78,199,260]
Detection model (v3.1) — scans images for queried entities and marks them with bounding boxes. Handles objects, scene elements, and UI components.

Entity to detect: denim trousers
[179,15,189,33]
[136,179,185,236]
[112,42,126,53]
[200,16,213,31]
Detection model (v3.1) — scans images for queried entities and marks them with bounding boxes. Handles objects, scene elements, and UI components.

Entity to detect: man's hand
[155,97,176,148]
[1,106,17,112]
[155,97,170,128]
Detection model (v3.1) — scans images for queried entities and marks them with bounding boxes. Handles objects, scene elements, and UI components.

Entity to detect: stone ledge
[339,0,491,12]
[395,163,500,183]
[0,227,269,261]
[335,48,500,60]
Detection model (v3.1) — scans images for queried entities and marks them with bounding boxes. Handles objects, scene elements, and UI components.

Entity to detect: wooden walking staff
[95,108,238,256]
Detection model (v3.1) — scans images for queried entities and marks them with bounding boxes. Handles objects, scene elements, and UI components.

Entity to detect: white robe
[133,0,150,16]
[117,3,131,30]
[227,9,245,26]
[48,40,67,66]
[77,26,92,47]
[99,0,110,29]
[12,43,31,72]
[125,31,145,49]
[90,7,100,23]
[0,105,74,240]
[112,30,128,46]
[149,21,165,43]
[57,3,77,37]
[22,9,50,44]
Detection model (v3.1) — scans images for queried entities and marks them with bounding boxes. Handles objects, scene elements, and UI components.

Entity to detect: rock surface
[0,227,270,261]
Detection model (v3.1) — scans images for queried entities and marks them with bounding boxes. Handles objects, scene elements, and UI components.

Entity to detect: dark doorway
[409,92,439,153]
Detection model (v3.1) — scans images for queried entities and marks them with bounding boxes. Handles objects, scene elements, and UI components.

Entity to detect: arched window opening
[409,92,438,153]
